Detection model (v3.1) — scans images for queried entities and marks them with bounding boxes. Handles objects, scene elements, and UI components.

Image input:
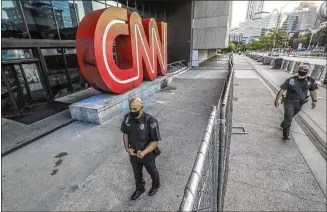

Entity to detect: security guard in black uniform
[121,97,161,200]
[274,65,318,140]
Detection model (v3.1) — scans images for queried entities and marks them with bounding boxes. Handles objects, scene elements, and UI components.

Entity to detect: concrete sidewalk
[224,55,326,211]
[247,59,327,148]
[2,63,228,211]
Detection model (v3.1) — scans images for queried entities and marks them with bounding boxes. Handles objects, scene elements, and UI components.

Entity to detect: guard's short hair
[299,65,310,72]
[129,97,143,106]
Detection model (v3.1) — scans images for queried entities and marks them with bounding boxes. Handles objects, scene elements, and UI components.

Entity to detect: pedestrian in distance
[120,97,162,200]
[274,65,318,140]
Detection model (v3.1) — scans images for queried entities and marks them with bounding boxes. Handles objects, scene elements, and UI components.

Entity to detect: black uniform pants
[281,100,303,129]
[130,153,160,190]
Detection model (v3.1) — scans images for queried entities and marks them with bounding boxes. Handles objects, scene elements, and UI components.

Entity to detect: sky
[231,0,325,28]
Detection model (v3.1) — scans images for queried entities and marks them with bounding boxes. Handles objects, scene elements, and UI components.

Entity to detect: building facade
[191,1,232,66]
[246,0,264,20]
[231,11,276,44]
[1,0,231,122]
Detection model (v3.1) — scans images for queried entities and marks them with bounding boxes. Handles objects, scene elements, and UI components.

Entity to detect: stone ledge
[69,67,188,124]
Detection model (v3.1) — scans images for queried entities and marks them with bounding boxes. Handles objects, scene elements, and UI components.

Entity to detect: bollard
[282,60,289,70]
[311,65,325,80]
[262,57,271,65]
[293,61,301,73]
[287,61,295,73]
[270,58,275,66]
[272,58,283,69]
[319,66,327,84]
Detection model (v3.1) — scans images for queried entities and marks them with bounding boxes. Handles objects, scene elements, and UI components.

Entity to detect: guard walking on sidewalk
[121,97,161,200]
[274,65,318,140]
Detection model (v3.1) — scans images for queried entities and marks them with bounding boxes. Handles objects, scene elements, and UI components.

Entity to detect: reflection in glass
[1,49,33,60]
[92,1,106,10]
[18,0,60,39]
[53,0,79,40]
[1,63,48,115]
[74,0,85,22]
[42,48,70,98]
[65,48,89,91]
[1,0,29,38]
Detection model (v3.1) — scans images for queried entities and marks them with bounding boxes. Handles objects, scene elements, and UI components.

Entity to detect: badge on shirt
[140,124,145,130]
[307,81,311,86]
[289,78,295,85]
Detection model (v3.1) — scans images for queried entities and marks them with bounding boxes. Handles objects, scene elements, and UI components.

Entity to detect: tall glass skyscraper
[246,1,264,20]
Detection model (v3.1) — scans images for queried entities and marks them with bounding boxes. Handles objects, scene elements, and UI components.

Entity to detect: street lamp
[306,24,318,50]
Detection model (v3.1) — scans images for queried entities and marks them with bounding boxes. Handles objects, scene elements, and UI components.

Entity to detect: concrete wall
[192,1,232,49]
[191,49,217,67]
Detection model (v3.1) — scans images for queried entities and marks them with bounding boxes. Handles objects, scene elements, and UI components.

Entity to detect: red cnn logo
[76,7,167,94]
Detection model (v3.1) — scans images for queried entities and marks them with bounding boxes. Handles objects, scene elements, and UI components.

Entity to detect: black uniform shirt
[120,112,161,151]
[280,76,318,101]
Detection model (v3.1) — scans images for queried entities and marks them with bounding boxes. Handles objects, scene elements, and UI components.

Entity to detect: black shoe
[283,136,290,140]
[131,188,145,200]
[148,186,159,196]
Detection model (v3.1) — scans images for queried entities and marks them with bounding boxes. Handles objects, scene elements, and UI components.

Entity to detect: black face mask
[130,110,141,118]
[298,71,308,77]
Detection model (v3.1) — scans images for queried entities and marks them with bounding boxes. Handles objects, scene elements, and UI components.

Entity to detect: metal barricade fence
[179,54,234,211]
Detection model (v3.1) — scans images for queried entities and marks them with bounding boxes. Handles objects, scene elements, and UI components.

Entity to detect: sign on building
[76,7,168,94]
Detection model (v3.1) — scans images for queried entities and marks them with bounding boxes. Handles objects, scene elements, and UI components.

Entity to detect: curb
[1,118,75,157]
[244,56,327,158]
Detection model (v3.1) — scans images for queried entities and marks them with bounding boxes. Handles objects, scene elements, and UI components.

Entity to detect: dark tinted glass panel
[64,48,89,91]
[52,0,78,40]
[42,48,70,98]
[1,0,29,39]
[21,0,60,39]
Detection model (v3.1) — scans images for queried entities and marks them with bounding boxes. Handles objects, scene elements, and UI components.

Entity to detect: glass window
[1,0,29,39]
[1,49,33,60]
[92,1,106,10]
[74,0,85,24]
[64,48,89,91]
[21,0,60,39]
[42,48,70,98]
[106,0,120,7]
[52,0,78,40]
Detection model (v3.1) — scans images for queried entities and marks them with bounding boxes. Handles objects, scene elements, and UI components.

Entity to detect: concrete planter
[270,58,275,66]
[272,58,283,69]
[257,56,264,62]
[293,61,301,73]
[282,60,289,70]
[311,65,325,80]
[287,61,295,73]
[262,57,271,65]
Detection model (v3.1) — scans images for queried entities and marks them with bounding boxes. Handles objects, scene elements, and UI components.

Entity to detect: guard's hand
[126,148,136,156]
[274,100,280,108]
[136,151,145,159]
[312,101,317,109]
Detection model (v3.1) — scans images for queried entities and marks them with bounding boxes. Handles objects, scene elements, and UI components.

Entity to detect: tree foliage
[312,27,327,46]
[245,28,288,50]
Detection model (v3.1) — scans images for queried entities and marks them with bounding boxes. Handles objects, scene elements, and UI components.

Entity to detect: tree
[299,35,309,45]
[228,41,237,52]
[245,28,288,51]
[312,27,327,47]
